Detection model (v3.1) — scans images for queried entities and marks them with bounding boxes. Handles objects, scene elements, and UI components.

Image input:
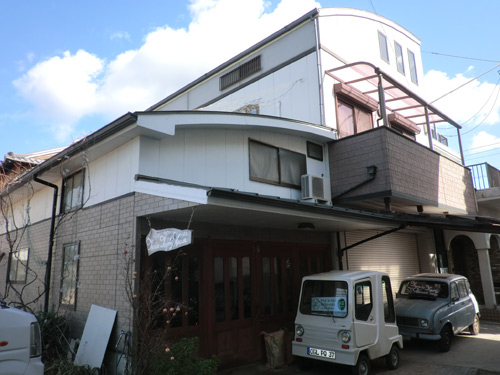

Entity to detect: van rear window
[300,280,348,318]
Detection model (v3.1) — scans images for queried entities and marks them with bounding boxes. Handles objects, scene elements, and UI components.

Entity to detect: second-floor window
[249,140,306,188]
[62,169,84,213]
[337,99,373,138]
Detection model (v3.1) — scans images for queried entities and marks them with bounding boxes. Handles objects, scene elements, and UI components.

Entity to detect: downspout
[33,174,58,313]
[331,165,377,203]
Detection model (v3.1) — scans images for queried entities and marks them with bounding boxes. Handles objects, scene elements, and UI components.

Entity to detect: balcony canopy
[326,61,465,165]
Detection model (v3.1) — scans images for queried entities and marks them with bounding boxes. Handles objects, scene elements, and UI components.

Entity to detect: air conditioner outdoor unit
[301,174,325,200]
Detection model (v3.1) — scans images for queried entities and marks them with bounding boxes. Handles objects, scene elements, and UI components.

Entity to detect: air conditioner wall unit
[301,174,325,200]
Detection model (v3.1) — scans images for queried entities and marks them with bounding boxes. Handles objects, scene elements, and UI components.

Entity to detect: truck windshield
[399,280,448,300]
[300,280,348,318]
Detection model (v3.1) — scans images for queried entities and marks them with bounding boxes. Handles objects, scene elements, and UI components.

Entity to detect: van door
[353,280,377,347]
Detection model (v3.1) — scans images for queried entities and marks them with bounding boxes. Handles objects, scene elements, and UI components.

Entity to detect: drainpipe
[33,175,58,313]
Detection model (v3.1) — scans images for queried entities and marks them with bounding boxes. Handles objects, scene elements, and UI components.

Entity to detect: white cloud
[13,0,320,143]
[13,50,104,140]
[424,69,500,129]
[470,131,500,152]
[110,31,131,41]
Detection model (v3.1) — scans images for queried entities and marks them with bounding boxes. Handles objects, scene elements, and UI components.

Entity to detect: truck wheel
[438,325,452,352]
[385,344,400,370]
[352,353,370,375]
[469,314,480,335]
[296,357,313,371]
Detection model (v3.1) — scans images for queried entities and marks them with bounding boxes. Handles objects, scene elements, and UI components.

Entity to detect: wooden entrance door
[257,242,331,339]
[206,240,331,367]
[209,240,259,366]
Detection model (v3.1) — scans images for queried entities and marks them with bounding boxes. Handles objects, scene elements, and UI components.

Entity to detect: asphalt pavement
[219,321,500,375]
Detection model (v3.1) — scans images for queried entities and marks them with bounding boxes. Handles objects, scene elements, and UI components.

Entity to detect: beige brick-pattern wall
[0,219,52,312]
[52,194,136,337]
[51,192,197,338]
[0,191,199,340]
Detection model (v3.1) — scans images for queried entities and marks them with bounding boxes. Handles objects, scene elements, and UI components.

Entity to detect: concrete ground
[219,321,500,375]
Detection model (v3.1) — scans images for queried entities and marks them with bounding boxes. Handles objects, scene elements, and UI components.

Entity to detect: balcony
[469,163,500,216]
[329,126,477,215]
[326,62,465,165]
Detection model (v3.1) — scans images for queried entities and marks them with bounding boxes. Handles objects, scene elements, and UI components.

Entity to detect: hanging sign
[146,228,193,255]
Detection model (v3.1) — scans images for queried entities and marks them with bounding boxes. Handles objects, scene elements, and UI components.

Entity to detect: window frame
[336,97,374,138]
[408,49,418,85]
[9,248,29,284]
[378,31,390,63]
[60,241,80,309]
[61,169,85,213]
[248,139,306,189]
[395,42,405,75]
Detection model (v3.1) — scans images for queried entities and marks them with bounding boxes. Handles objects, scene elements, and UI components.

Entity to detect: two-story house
[1,7,499,370]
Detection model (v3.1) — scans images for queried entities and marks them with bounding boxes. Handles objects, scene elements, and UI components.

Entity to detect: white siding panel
[160,130,185,181]
[225,129,246,191]
[205,129,227,187]
[184,129,207,185]
[346,230,420,292]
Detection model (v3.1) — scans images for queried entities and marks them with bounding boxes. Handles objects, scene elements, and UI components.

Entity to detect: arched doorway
[449,235,484,304]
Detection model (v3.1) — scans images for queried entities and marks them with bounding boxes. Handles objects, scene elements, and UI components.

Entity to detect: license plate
[308,347,336,359]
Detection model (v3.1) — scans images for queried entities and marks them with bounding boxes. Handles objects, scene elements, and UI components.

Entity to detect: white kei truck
[292,270,402,375]
[0,302,44,375]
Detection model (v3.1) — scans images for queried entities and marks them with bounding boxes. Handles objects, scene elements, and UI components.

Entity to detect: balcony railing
[468,163,500,190]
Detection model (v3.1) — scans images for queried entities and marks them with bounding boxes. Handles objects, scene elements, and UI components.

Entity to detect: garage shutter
[345,230,420,293]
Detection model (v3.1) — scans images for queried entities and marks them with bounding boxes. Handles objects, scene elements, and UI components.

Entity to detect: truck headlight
[339,330,351,343]
[295,325,304,337]
[419,319,429,328]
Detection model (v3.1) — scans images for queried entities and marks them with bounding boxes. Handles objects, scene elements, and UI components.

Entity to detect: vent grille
[396,316,419,327]
[220,56,261,90]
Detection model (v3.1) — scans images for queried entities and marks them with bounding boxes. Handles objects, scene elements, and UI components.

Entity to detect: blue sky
[1,0,500,169]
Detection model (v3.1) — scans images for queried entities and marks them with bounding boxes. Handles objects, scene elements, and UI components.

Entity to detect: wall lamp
[298,222,315,230]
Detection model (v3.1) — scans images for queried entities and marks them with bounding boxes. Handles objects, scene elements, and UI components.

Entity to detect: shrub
[148,337,219,375]
[44,360,97,375]
[35,310,71,363]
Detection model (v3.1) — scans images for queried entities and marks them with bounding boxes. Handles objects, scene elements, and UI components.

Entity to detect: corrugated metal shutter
[345,230,420,292]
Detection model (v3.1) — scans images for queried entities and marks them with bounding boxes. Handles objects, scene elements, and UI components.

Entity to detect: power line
[430,62,500,104]
[422,51,500,63]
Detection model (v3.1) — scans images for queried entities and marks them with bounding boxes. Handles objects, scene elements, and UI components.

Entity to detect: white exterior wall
[204,53,322,125]
[136,128,330,201]
[317,9,423,129]
[156,18,318,113]
[318,9,423,93]
[86,138,140,207]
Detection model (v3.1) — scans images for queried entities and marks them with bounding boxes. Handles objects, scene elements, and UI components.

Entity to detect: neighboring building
[1,7,500,370]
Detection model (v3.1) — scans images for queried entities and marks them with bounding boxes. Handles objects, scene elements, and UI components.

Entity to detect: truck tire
[469,314,480,335]
[352,353,370,375]
[438,325,452,352]
[385,344,400,370]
